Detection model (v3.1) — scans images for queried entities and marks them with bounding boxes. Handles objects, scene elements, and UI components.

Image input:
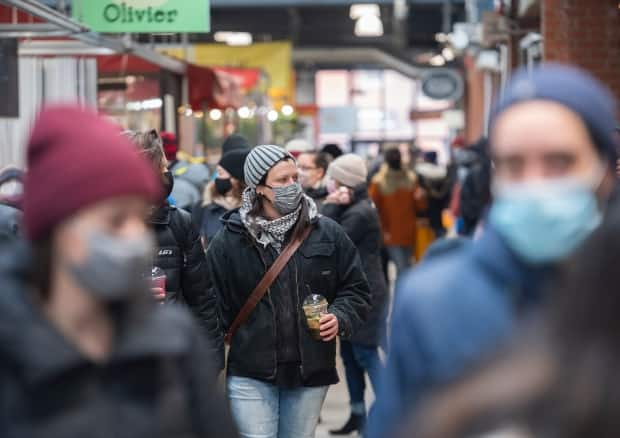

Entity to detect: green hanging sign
[72,0,210,33]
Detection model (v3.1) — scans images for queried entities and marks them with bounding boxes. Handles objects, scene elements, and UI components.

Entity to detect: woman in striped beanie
[206,144,371,438]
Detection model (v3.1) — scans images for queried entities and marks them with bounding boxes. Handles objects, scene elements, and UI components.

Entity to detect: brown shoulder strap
[224,225,313,345]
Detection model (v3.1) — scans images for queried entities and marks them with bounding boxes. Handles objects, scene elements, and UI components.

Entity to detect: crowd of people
[0,62,619,438]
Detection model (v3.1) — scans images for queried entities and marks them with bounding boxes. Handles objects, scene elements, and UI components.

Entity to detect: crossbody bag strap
[224,225,313,345]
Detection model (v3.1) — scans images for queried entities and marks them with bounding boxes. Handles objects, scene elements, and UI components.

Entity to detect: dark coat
[367,227,555,438]
[150,204,224,371]
[321,186,389,347]
[191,202,228,245]
[0,242,238,438]
[205,210,371,384]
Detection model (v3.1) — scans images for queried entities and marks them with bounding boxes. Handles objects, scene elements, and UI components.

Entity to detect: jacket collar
[149,203,172,225]
[471,226,555,311]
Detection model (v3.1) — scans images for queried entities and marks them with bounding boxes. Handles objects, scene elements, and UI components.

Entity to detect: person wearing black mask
[192,149,249,247]
[124,130,225,373]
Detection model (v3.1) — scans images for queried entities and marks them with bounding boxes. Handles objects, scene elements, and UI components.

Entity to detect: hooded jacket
[205,210,371,385]
[0,242,238,438]
[369,164,426,247]
[367,227,555,438]
[150,203,224,371]
[321,186,388,347]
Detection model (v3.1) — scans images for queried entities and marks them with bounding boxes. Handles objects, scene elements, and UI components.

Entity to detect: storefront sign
[421,69,463,101]
[73,0,210,33]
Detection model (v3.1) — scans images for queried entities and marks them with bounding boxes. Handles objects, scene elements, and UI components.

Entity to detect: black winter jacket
[206,210,371,384]
[150,204,224,370]
[0,242,238,438]
[322,186,389,347]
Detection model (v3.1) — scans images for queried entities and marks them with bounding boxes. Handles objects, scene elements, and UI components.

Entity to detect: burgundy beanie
[23,105,162,241]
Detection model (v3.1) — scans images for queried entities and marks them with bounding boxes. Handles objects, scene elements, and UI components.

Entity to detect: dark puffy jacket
[321,186,389,347]
[150,204,224,371]
[0,242,238,438]
[206,210,371,383]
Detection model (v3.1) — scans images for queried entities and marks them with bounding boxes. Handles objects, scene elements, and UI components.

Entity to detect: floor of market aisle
[316,342,375,438]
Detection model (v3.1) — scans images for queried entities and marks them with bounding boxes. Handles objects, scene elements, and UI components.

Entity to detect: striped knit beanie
[244,145,293,188]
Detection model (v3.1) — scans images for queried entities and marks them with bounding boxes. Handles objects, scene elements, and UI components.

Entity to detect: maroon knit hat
[23,105,162,241]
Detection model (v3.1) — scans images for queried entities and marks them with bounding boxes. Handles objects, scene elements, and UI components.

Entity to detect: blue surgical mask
[489,173,603,264]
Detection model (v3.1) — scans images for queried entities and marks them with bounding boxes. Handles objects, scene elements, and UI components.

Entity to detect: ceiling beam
[293,47,422,78]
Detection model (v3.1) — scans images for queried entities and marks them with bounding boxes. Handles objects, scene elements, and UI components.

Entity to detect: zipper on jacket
[252,241,278,380]
[294,253,308,379]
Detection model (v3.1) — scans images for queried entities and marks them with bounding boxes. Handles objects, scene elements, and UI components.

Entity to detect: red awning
[97,54,161,75]
[96,54,243,110]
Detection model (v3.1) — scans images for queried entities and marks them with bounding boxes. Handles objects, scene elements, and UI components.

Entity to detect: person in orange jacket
[369,145,426,277]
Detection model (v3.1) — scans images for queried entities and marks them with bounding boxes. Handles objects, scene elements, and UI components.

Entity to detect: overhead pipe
[293,47,422,79]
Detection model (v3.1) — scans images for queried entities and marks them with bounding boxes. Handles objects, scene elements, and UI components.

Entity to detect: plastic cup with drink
[303,293,329,341]
[150,266,166,303]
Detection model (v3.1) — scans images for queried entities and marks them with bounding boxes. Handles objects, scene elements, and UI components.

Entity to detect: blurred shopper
[223,133,251,154]
[193,148,249,246]
[458,138,492,236]
[367,64,619,438]
[206,145,371,438]
[321,143,344,161]
[0,106,237,438]
[404,205,620,438]
[161,131,179,168]
[415,151,453,238]
[163,132,209,212]
[321,154,388,436]
[369,144,426,276]
[285,138,314,158]
[298,151,330,207]
[125,129,224,372]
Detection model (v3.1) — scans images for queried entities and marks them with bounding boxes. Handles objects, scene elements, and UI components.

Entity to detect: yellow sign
[161,42,293,100]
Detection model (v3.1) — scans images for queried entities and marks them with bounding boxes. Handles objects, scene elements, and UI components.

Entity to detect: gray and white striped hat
[244,144,293,188]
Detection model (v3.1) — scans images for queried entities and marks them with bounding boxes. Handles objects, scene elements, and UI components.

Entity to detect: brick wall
[542,0,620,101]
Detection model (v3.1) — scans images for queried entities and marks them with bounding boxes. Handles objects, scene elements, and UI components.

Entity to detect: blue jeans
[227,376,328,438]
[386,245,412,277]
[340,341,382,415]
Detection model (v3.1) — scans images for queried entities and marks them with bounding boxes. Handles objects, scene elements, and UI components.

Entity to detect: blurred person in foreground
[367,63,619,438]
[321,154,389,436]
[369,143,427,276]
[125,129,224,372]
[297,150,330,207]
[402,205,620,438]
[0,106,237,438]
[206,145,371,438]
[192,148,249,247]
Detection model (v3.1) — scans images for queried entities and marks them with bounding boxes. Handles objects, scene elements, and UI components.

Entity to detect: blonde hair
[123,129,166,168]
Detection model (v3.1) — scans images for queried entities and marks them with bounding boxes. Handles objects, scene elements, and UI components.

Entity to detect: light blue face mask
[489,174,603,264]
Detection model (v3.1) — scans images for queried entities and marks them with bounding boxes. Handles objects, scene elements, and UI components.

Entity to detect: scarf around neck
[239,187,318,251]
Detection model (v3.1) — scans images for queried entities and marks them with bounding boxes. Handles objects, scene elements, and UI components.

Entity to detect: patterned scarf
[240,187,318,251]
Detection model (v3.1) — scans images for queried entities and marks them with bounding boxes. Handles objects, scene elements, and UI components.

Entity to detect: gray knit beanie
[327,153,368,188]
[244,144,293,188]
